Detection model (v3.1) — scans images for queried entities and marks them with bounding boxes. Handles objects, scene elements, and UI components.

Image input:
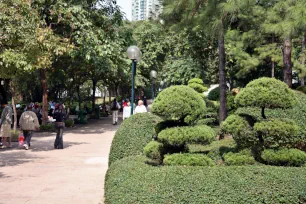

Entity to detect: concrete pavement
[0,117,119,204]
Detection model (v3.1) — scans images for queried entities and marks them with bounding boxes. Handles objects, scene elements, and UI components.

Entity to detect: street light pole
[131,60,136,115]
[150,70,157,101]
[152,78,154,101]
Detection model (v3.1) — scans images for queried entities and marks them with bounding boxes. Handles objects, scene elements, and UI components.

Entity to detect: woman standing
[53,104,66,149]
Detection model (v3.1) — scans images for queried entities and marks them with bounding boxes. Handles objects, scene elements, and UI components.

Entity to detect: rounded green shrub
[144,141,164,162]
[151,86,206,125]
[158,126,216,146]
[261,148,306,167]
[163,153,215,166]
[221,115,257,148]
[224,149,256,166]
[188,78,204,85]
[254,119,299,148]
[235,77,297,109]
[297,86,306,94]
[207,87,220,101]
[65,119,74,127]
[108,113,162,166]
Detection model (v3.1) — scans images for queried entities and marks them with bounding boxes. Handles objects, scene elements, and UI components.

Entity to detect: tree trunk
[92,79,97,114]
[283,38,293,88]
[218,30,227,123]
[40,69,49,124]
[301,34,306,86]
[108,87,112,104]
[0,79,8,103]
[271,36,275,78]
[10,80,17,132]
[261,107,266,119]
[77,85,81,109]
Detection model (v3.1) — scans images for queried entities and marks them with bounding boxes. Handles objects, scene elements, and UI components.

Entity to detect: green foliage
[144,141,164,162]
[207,87,220,101]
[39,124,55,131]
[188,78,208,93]
[254,119,299,148]
[261,149,306,167]
[65,119,74,127]
[188,78,204,85]
[105,156,306,203]
[158,126,216,146]
[189,138,236,153]
[163,153,215,166]
[152,86,206,125]
[221,115,257,148]
[224,150,256,166]
[297,86,306,94]
[235,77,297,109]
[155,120,187,135]
[108,113,162,166]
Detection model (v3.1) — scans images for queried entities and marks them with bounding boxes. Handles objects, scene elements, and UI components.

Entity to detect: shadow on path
[0,151,41,168]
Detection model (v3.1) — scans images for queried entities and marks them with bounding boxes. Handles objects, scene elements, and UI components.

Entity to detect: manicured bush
[254,119,299,148]
[40,124,55,131]
[144,141,164,162]
[261,148,306,167]
[297,86,306,94]
[158,126,216,146]
[235,77,297,119]
[188,78,204,85]
[163,153,215,166]
[65,119,74,127]
[108,113,162,166]
[105,156,306,203]
[221,115,257,148]
[224,149,256,166]
[155,120,187,135]
[151,86,206,125]
[207,86,220,101]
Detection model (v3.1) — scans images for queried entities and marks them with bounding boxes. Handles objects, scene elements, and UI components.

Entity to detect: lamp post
[150,70,157,100]
[127,46,142,115]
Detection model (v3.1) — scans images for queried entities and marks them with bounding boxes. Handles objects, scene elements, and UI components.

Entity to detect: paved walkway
[0,116,119,204]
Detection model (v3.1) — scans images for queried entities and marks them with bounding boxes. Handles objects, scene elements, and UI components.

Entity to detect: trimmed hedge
[188,83,208,93]
[65,119,74,127]
[144,141,164,162]
[254,119,299,148]
[297,86,306,94]
[151,86,206,125]
[158,126,216,146]
[224,150,256,166]
[163,153,215,166]
[207,86,220,101]
[261,148,306,167]
[105,156,306,203]
[108,113,162,166]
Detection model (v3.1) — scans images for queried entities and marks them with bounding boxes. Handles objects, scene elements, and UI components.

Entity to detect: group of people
[0,102,67,150]
[111,99,148,125]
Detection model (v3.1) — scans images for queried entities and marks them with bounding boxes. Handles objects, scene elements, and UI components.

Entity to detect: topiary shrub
[152,86,206,125]
[188,78,204,85]
[163,153,215,166]
[207,86,220,101]
[158,126,216,146]
[155,120,188,135]
[261,148,306,167]
[144,141,164,163]
[108,113,162,166]
[297,86,306,94]
[40,124,55,132]
[235,77,297,119]
[254,119,299,148]
[188,78,208,93]
[65,119,74,127]
[221,115,257,148]
[224,149,256,166]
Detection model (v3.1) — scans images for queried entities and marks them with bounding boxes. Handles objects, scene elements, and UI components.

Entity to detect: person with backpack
[53,104,66,149]
[111,99,120,125]
[0,101,13,148]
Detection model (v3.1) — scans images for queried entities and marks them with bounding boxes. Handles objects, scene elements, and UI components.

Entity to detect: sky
[116,0,132,21]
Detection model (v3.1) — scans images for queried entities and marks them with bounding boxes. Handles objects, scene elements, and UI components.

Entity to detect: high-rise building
[132,0,161,21]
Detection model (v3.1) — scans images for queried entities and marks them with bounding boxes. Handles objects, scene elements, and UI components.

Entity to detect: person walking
[53,104,66,149]
[123,102,131,120]
[0,101,13,148]
[111,99,120,125]
[134,100,147,114]
[19,105,40,150]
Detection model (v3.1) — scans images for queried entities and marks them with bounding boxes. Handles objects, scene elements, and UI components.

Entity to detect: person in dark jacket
[53,104,66,149]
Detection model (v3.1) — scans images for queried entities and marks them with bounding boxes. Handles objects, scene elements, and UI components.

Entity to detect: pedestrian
[134,100,147,114]
[19,105,40,150]
[0,101,13,148]
[53,104,66,149]
[111,99,120,125]
[123,102,131,120]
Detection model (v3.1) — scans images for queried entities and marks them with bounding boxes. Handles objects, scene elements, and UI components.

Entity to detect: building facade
[132,0,161,21]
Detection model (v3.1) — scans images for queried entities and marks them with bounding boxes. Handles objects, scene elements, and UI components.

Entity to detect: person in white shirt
[123,102,131,120]
[134,100,147,114]
[111,99,121,125]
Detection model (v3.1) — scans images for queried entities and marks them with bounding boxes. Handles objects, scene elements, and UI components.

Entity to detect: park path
[0,116,119,204]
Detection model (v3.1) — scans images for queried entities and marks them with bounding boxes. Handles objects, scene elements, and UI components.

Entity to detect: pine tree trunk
[283,38,293,88]
[92,79,97,114]
[10,81,17,132]
[301,34,306,86]
[271,36,275,78]
[40,69,49,124]
[218,30,227,123]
